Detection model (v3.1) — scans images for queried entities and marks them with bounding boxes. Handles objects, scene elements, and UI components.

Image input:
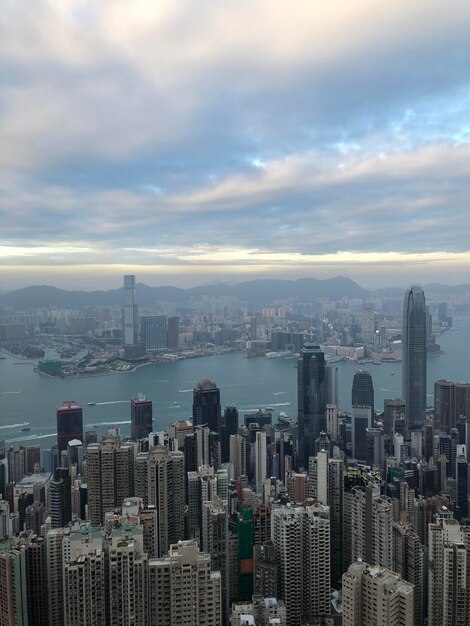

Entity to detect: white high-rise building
[148,540,222,626]
[326,404,339,441]
[428,514,470,625]
[123,274,137,346]
[361,305,376,344]
[342,561,414,626]
[255,431,267,494]
[271,503,330,625]
[86,436,134,527]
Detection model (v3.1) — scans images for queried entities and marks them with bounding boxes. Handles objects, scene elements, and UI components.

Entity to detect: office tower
[147,445,185,557]
[351,406,372,463]
[230,434,247,480]
[365,427,385,470]
[308,451,343,587]
[148,540,222,626]
[25,445,40,474]
[383,398,406,437]
[221,404,238,463]
[24,501,45,534]
[255,431,267,494]
[244,408,273,430]
[43,445,59,477]
[167,315,179,350]
[193,379,222,434]
[56,401,83,456]
[402,285,427,432]
[123,274,137,346]
[141,315,168,351]
[86,436,134,527]
[326,404,339,441]
[342,561,414,626]
[435,380,470,434]
[361,304,376,343]
[297,344,327,467]
[325,364,339,406]
[428,515,470,625]
[456,444,469,519]
[105,524,148,625]
[50,467,72,528]
[66,439,83,473]
[131,394,153,440]
[352,369,374,412]
[393,523,424,626]
[271,503,330,625]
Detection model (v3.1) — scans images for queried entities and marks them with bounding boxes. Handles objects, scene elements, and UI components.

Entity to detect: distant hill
[2,278,468,310]
[0,276,368,309]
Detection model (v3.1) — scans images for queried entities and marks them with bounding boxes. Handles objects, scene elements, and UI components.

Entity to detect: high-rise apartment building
[308,450,343,587]
[193,379,222,434]
[147,445,185,557]
[342,561,414,626]
[56,401,83,456]
[148,540,222,626]
[297,344,326,467]
[428,514,470,625]
[271,503,330,625]
[402,285,427,432]
[131,394,153,440]
[86,436,135,527]
[393,522,424,626]
[123,274,138,346]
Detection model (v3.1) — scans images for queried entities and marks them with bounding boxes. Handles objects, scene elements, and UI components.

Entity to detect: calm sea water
[1,317,469,448]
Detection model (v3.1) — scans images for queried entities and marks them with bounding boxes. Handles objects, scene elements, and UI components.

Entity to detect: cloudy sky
[1,0,470,290]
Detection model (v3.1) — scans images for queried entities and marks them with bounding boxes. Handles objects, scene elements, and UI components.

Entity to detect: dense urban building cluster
[2,277,470,625]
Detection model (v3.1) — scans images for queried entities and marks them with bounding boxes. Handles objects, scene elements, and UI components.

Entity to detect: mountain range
[0,277,467,310]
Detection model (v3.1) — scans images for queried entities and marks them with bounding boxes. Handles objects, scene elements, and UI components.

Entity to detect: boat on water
[88,402,96,406]
[21,427,31,432]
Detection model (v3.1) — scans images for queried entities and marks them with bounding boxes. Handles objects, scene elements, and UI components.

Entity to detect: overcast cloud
[1,0,470,289]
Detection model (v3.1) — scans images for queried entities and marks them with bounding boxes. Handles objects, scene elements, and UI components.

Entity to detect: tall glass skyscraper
[297,344,326,467]
[123,274,137,346]
[352,370,374,413]
[402,285,427,432]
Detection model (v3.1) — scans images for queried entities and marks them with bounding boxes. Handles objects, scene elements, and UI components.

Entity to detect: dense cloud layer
[1,0,470,287]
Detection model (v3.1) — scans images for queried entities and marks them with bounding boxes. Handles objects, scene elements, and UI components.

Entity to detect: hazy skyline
[1,1,470,290]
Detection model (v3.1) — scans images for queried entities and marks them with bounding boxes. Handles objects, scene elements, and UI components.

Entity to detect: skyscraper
[297,344,326,467]
[402,285,427,432]
[131,394,153,440]
[140,315,167,351]
[56,401,83,456]
[86,435,135,527]
[193,379,222,434]
[271,503,330,625]
[352,369,374,413]
[167,316,179,350]
[123,274,137,347]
